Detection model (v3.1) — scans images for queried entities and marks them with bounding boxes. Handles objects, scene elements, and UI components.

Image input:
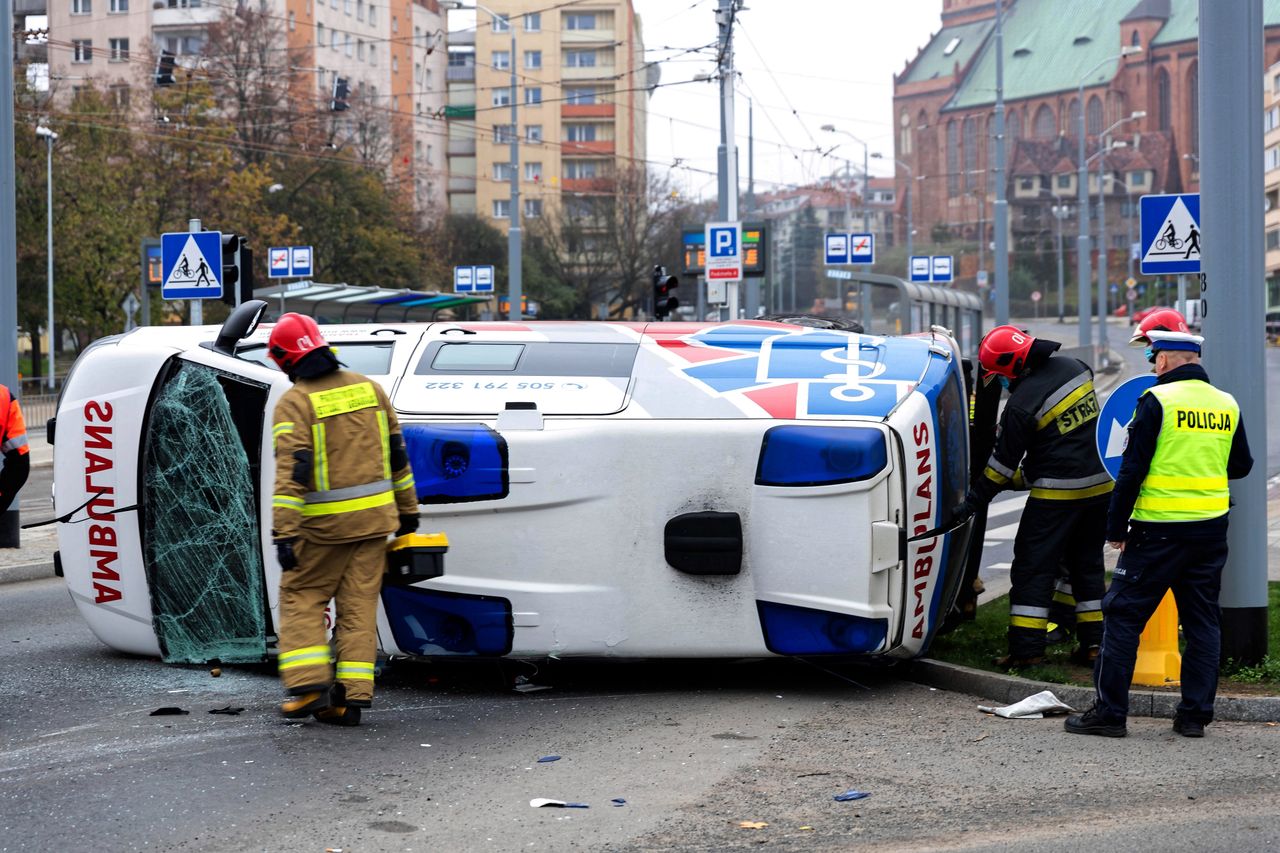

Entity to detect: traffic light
[155,51,176,87]
[219,234,254,307]
[330,76,350,112]
[653,265,679,320]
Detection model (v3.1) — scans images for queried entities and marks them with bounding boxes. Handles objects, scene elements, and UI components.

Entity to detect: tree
[202,6,308,165]
[45,89,152,349]
[269,154,423,288]
[527,167,684,319]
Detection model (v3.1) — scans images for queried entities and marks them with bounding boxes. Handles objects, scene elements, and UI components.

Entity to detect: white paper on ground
[978,689,1075,719]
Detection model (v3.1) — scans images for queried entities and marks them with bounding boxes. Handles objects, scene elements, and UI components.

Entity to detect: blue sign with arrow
[1096,374,1157,480]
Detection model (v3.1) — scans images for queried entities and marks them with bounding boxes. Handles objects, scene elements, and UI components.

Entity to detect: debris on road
[611,798,626,807]
[210,667,222,677]
[738,820,768,829]
[513,676,552,694]
[833,790,870,802]
[208,706,244,715]
[537,755,561,763]
[149,707,189,716]
[529,798,588,808]
[978,690,1074,719]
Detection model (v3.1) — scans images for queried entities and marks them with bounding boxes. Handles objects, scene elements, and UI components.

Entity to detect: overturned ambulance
[50,303,976,664]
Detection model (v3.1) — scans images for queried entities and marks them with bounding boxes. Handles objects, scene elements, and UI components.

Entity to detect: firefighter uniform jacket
[970,354,1112,506]
[271,368,417,543]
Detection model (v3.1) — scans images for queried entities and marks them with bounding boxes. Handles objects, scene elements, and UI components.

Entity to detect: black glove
[275,538,299,571]
[952,498,976,525]
[395,514,419,538]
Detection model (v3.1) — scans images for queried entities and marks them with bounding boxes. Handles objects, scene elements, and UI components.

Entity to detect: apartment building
[47,0,448,215]
[1266,60,1280,312]
[447,0,647,230]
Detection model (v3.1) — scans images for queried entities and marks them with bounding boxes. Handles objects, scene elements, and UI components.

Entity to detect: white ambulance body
[51,313,974,664]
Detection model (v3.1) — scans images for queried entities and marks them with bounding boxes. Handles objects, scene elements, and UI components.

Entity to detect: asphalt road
[4,575,1280,852]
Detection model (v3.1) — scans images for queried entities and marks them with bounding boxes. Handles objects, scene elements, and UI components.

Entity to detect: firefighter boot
[281,687,330,719]
[314,683,362,727]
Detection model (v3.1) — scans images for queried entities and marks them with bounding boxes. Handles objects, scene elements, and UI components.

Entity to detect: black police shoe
[1064,705,1127,738]
[1173,716,1205,738]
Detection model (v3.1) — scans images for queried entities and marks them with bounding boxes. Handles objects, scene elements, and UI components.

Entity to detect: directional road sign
[910,255,931,282]
[1140,193,1200,274]
[850,233,875,264]
[1096,374,1157,480]
[705,222,742,281]
[931,255,953,283]
[161,231,223,300]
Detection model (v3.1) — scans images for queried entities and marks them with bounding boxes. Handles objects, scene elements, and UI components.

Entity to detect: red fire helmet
[978,325,1035,384]
[267,313,327,373]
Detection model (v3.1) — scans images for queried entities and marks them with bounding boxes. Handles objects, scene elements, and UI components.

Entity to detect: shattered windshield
[142,361,268,663]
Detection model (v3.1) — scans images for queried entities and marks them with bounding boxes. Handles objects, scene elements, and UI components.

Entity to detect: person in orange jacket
[0,384,30,514]
[268,314,418,726]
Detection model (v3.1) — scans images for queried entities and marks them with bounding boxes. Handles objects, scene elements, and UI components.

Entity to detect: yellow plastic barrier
[1132,590,1181,686]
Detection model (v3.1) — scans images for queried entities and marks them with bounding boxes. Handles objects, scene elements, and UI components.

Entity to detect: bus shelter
[844,272,984,359]
[253,282,493,323]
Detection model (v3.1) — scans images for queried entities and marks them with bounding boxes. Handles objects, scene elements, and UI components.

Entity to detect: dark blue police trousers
[1092,525,1229,725]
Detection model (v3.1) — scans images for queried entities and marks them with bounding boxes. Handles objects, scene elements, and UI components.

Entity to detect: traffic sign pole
[188,218,202,326]
[1201,0,1268,664]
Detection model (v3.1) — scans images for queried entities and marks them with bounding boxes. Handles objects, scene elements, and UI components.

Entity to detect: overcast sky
[634,0,944,200]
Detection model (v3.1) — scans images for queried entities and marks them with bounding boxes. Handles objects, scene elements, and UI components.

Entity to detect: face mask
[1145,346,1155,364]
[997,375,1010,391]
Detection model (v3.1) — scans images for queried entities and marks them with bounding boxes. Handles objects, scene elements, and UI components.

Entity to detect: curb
[0,560,57,585]
[910,658,1280,723]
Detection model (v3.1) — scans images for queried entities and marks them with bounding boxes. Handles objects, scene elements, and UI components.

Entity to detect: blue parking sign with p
[710,225,737,258]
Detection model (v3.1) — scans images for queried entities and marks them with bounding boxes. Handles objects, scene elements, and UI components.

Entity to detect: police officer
[268,314,419,726]
[958,326,1112,668]
[1065,329,1252,738]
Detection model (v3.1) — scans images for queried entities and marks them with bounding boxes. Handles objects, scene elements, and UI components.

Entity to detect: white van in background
[1178,298,1203,329]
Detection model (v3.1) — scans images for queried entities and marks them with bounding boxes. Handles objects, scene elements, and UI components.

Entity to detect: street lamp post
[36,125,57,390]
[444,1,520,321]
[1092,112,1143,354]
[822,125,872,322]
[1077,45,1142,349]
[1050,202,1070,323]
[871,152,913,262]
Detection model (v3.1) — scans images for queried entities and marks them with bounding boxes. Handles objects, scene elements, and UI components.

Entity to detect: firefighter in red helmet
[957,325,1111,668]
[268,313,419,725]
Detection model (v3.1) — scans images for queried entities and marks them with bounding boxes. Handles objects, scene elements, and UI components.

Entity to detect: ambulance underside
[54,321,973,664]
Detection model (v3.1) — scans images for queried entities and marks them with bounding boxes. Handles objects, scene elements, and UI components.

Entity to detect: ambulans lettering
[83,400,120,604]
[910,419,936,639]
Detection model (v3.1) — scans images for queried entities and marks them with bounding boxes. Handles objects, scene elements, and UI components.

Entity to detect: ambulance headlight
[755,426,887,487]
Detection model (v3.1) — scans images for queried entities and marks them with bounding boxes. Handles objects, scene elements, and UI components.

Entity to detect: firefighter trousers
[277,536,386,705]
[1007,496,1108,658]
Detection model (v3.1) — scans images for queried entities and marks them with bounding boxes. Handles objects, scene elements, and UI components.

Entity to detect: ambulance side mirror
[211,299,269,356]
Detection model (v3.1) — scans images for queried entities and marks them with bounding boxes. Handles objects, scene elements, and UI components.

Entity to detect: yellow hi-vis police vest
[1132,380,1239,522]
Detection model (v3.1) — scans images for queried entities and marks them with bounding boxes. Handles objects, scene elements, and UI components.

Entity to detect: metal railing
[18,394,56,430]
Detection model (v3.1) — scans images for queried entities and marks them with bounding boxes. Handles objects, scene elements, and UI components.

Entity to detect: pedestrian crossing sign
[161,231,223,299]
[1139,193,1200,274]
